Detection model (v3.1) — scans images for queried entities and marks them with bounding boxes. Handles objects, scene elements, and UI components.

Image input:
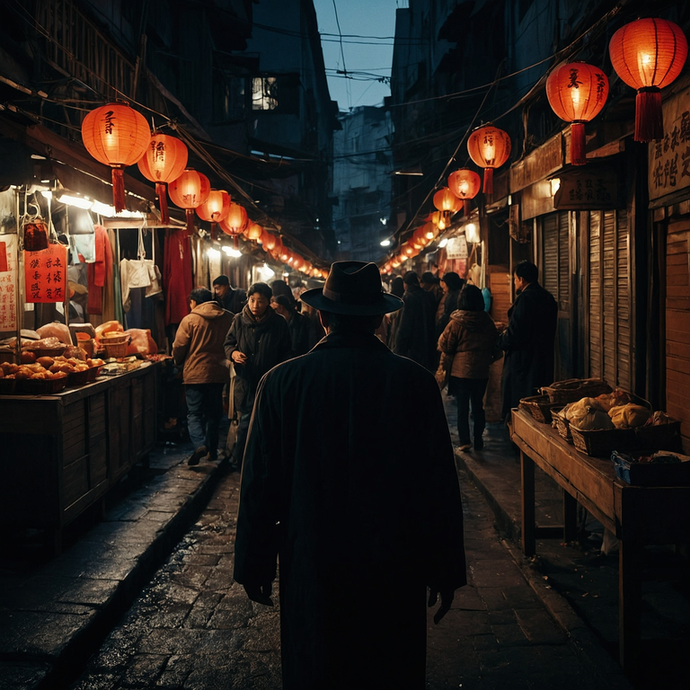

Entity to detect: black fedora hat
[301,261,403,315]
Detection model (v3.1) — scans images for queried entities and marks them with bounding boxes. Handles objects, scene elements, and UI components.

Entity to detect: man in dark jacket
[234,261,466,690]
[394,270,436,371]
[172,288,234,465]
[212,274,246,314]
[271,294,311,356]
[223,282,292,470]
[498,260,558,422]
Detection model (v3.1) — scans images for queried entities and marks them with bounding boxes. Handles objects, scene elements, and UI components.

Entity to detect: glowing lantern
[196,190,231,239]
[137,133,188,223]
[219,202,248,248]
[609,18,688,142]
[448,168,481,214]
[467,125,511,195]
[546,62,609,165]
[430,211,448,231]
[262,230,277,251]
[292,255,304,271]
[81,102,151,212]
[422,222,438,241]
[246,222,263,241]
[168,169,211,235]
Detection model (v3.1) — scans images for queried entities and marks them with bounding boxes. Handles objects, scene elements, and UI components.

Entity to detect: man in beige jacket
[172,287,234,465]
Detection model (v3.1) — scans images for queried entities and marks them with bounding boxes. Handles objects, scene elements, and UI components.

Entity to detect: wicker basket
[635,421,683,452]
[570,425,637,457]
[15,375,68,395]
[67,368,91,387]
[540,378,612,405]
[102,333,130,358]
[519,394,556,423]
[0,377,16,394]
[551,407,573,443]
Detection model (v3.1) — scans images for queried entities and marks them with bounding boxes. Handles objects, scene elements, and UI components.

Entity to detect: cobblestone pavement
[68,465,624,690]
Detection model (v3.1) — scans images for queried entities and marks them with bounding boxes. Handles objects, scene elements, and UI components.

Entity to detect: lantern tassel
[210,222,217,241]
[156,183,170,224]
[570,122,587,166]
[635,87,664,142]
[463,199,471,216]
[112,168,126,213]
[185,209,195,236]
[233,235,239,250]
[482,168,494,196]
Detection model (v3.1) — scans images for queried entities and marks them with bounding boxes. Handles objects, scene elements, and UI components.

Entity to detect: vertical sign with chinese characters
[648,86,690,201]
[24,244,68,303]
[0,235,18,331]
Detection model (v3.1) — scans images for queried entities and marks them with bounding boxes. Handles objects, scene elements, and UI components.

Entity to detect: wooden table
[511,407,690,673]
[0,362,159,553]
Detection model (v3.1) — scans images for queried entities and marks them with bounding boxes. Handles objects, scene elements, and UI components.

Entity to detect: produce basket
[0,377,16,394]
[67,368,91,387]
[612,450,690,486]
[570,425,637,457]
[551,407,573,443]
[519,394,557,423]
[540,378,612,405]
[86,365,102,382]
[102,333,130,358]
[25,346,66,359]
[15,375,68,395]
[634,419,682,452]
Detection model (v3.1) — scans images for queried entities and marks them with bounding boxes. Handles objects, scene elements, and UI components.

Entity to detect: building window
[252,77,278,111]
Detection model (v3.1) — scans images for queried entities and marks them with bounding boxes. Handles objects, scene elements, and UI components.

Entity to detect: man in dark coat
[212,274,246,314]
[395,270,436,371]
[234,261,466,690]
[498,260,558,422]
[223,282,292,469]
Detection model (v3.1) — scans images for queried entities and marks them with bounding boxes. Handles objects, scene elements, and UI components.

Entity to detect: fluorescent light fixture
[438,238,448,248]
[380,239,391,247]
[90,200,115,216]
[208,248,221,260]
[465,223,480,244]
[222,246,242,258]
[40,190,53,200]
[57,193,92,209]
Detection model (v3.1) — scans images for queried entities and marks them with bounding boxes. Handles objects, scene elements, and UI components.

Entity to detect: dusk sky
[312,0,401,112]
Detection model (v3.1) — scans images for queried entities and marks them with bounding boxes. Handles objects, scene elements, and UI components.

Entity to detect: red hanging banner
[24,244,68,303]
[0,235,18,331]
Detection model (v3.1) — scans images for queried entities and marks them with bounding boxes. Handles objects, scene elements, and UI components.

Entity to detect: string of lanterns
[382,15,688,275]
[78,101,327,278]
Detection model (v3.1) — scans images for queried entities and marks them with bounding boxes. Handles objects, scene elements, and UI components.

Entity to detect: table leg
[521,450,536,556]
[619,539,643,675]
[563,491,577,542]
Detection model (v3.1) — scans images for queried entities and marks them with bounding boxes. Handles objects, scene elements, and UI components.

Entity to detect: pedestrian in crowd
[212,274,246,314]
[394,270,436,370]
[300,300,326,348]
[224,282,292,470]
[172,288,234,465]
[498,260,558,423]
[270,278,297,311]
[436,271,465,338]
[438,284,500,452]
[234,261,466,690]
[386,275,405,350]
[421,270,443,309]
[271,293,311,356]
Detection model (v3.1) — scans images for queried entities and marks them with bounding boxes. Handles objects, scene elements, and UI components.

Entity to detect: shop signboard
[649,85,690,201]
[445,235,468,259]
[0,235,17,331]
[24,243,68,303]
[554,165,620,210]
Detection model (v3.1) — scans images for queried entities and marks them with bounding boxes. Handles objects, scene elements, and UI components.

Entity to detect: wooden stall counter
[0,361,160,554]
[510,407,690,674]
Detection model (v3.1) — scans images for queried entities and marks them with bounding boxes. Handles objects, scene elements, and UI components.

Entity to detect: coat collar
[311,330,389,353]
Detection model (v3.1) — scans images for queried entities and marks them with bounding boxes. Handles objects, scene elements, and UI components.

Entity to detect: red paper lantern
[467,126,511,195]
[220,202,248,248]
[262,230,277,251]
[609,18,688,142]
[196,190,231,239]
[246,222,263,241]
[137,134,188,223]
[433,187,462,226]
[546,62,609,165]
[448,168,481,214]
[81,102,151,212]
[168,169,211,235]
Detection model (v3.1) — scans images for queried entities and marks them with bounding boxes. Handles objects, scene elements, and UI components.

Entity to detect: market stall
[510,405,690,674]
[0,360,159,554]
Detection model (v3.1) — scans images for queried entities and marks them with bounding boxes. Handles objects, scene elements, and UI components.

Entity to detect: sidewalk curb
[29,456,231,690]
[455,449,633,690]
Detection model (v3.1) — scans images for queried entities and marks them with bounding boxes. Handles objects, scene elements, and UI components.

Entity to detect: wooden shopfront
[0,362,159,553]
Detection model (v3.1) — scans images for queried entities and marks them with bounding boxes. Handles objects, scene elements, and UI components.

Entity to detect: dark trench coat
[234,330,466,690]
[498,281,558,420]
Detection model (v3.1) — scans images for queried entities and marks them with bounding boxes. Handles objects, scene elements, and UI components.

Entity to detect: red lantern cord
[467,126,511,196]
[111,168,126,214]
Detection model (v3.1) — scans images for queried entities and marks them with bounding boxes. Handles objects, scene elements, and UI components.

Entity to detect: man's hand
[232,351,248,365]
[428,588,454,624]
[244,582,274,606]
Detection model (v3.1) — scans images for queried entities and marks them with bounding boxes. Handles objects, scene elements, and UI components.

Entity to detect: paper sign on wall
[0,235,18,331]
[24,243,68,303]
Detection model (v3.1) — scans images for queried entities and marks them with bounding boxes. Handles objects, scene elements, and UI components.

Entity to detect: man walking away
[394,270,436,371]
[172,288,234,465]
[212,274,246,314]
[498,260,558,423]
[234,261,466,690]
